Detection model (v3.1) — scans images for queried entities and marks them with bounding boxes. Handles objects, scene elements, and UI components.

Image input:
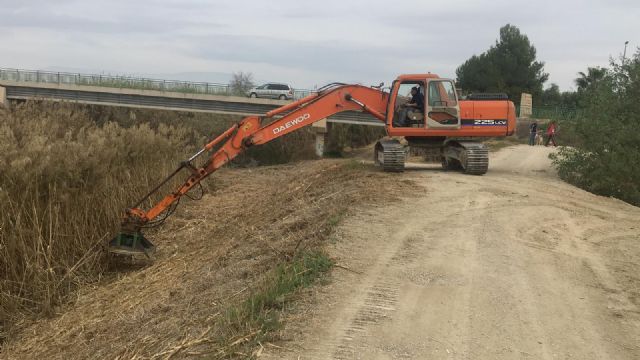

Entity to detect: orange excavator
[108,73,516,256]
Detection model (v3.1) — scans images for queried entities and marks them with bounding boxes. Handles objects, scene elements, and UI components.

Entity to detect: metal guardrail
[0,68,314,100]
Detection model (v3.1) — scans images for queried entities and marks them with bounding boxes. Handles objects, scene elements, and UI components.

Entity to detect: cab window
[428,81,457,107]
[391,81,425,127]
[426,80,460,128]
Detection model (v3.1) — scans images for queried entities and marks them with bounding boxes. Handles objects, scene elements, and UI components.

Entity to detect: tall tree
[456,24,548,104]
[575,67,607,91]
[541,83,561,105]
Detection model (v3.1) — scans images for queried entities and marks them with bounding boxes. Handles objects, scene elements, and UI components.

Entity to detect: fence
[0,68,313,100]
[517,105,582,121]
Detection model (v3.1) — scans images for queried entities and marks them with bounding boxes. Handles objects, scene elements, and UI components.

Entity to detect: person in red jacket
[545,121,557,147]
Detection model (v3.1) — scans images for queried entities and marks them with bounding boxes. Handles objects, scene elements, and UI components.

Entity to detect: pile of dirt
[1,159,412,359]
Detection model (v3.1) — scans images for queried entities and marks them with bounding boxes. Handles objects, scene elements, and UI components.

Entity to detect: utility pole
[623,41,629,63]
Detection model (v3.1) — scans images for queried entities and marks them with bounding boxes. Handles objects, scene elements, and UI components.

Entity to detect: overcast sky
[1,0,638,91]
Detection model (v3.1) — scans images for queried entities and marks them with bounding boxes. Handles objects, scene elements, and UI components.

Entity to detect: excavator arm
[108,84,389,256]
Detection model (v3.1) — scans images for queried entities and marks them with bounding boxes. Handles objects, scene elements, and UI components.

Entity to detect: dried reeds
[1,100,409,359]
[0,101,205,340]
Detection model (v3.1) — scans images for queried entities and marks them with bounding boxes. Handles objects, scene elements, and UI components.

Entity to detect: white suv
[247,83,293,100]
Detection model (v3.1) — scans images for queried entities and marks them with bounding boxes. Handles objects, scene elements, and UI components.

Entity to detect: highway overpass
[0,69,384,127]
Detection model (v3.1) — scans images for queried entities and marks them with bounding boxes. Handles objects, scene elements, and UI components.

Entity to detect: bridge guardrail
[0,68,314,100]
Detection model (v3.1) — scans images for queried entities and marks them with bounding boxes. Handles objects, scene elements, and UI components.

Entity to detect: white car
[247,83,293,100]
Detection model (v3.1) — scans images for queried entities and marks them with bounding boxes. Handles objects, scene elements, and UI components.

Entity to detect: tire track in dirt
[299,219,422,359]
[265,145,640,359]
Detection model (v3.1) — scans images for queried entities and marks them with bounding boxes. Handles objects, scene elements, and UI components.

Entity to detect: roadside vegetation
[551,52,640,206]
[456,24,548,104]
[215,251,333,358]
[0,102,207,341]
[0,100,385,347]
[457,24,639,206]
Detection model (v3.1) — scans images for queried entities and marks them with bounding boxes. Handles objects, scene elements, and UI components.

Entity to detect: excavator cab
[387,75,460,132]
[377,75,495,173]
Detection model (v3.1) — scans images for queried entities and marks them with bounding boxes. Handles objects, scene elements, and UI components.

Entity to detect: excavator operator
[399,86,425,127]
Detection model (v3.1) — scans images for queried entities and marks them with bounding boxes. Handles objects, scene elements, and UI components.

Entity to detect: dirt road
[265,145,640,359]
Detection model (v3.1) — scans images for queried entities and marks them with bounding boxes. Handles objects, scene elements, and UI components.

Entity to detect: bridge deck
[0,81,384,127]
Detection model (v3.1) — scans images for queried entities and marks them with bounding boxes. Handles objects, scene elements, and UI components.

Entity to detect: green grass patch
[216,251,333,358]
[326,208,347,228]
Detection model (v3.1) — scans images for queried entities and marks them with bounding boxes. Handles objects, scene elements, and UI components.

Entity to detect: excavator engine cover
[108,232,156,257]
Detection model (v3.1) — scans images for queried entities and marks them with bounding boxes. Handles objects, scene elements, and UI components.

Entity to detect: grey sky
[1,0,638,91]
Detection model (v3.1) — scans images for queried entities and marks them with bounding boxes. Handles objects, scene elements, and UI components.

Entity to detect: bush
[325,123,385,156]
[230,72,254,96]
[552,51,640,206]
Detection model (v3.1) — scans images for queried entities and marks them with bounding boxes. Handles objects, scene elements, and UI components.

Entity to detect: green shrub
[552,52,640,206]
[220,251,332,356]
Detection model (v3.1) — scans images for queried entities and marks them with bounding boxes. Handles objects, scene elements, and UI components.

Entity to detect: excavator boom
[108,84,389,256]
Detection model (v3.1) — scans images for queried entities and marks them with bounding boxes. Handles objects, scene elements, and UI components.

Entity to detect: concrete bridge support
[0,86,8,109]
[312,118,329,157]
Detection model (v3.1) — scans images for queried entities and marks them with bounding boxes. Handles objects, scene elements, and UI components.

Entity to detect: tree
[456,24,548,104]
[539,84,579,108]
[230,71,254,95]
[575,67,607,92]
[540,83,561,106]
[552,51,640,205]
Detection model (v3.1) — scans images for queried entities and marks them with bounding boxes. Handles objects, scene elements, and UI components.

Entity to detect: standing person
[545,121,557,147]
[529,121,538,146]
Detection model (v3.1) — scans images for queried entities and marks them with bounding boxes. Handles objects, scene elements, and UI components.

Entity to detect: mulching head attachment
[108,232,156,257]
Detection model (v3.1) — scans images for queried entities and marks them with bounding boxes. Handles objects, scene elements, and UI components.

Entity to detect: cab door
[426,79,461,129]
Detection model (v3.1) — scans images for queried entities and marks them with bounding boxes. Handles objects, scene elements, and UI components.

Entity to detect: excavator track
[442,141,489,175]
[374,139,406,172]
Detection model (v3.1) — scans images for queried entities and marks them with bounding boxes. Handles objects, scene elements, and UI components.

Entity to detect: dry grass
[1,158,411,359]
[0,99,327,342]
[0,102,213,340]
[0,100,409,358]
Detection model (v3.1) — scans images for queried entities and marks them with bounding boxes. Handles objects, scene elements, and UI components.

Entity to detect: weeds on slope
[0,100,397,353]
[2,158,414,359]
[215,251,332,358]
[0,101,319,340]
[145,251,333,359]
[0,101,204,340]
